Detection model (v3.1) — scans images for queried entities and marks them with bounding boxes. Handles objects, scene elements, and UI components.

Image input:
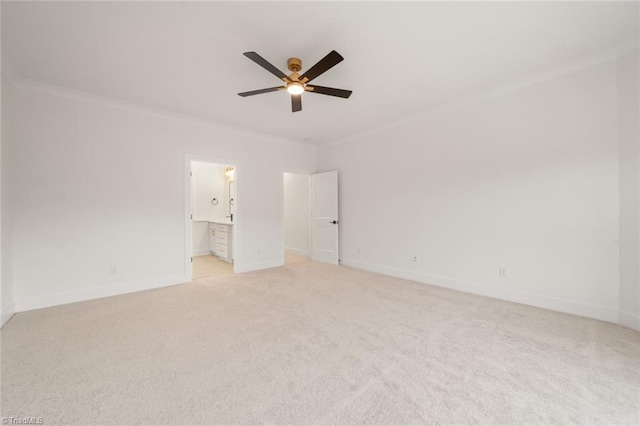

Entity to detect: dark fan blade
[243,52,291,82]
[306,85,352,99]
[238,86,283,97]
[299,50,344,83]
[291,94,302,112]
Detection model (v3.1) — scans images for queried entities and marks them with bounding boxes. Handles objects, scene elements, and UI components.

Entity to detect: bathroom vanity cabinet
[209,222,233,263]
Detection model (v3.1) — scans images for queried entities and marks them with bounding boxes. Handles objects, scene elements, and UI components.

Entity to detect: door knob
[331,220,339,224]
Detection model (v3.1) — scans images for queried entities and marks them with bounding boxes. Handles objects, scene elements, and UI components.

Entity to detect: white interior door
[311,170,339,265]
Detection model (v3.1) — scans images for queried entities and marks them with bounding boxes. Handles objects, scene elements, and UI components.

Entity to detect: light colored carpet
[192,254,233,280]
[1,259,639,425]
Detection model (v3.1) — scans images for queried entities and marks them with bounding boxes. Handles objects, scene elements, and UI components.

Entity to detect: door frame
[184,154,240,279]
[280,167,314,262]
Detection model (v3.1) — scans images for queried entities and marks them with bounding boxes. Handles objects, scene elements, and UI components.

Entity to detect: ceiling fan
[238,50,352,113]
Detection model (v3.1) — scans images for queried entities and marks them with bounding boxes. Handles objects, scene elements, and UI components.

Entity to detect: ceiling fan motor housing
[287,57,302,73]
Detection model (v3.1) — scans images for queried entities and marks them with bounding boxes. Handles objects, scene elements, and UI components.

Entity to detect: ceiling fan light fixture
[287,82,305,95]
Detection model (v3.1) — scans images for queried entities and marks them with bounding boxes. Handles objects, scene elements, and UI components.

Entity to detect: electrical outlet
[356,247,361,255]
[256,249,261,256]
[499,266,507,278]
[412,256,418,264]
[109,266,117,275]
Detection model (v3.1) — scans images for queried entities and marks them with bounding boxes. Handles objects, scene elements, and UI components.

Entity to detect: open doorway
[283,172,311,266]
[189,159,237,279]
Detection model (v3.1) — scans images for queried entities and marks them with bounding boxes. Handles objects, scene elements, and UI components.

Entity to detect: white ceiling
[3,1,638,144]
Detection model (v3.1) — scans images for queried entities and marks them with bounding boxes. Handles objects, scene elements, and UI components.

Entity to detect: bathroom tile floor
[192,254,233,279]
[193,253,308,280]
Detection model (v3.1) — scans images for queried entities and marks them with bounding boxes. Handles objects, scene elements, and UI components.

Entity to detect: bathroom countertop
[209,220,234,226]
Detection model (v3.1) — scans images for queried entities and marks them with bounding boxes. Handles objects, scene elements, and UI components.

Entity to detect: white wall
[283,173,310,257]
[191,221,210,257]
[1,73,16,326]
[318,60,621,323]
[618,48,640,331]
[191,162,228,222]
[5,80,315,311]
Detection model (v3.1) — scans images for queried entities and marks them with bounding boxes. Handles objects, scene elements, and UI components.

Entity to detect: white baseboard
[285,247,310,258]
[1,302,15,328]
[619,310,640,331]
[192,249,211,257]
[341,258,619,324]
[14,274,190,313]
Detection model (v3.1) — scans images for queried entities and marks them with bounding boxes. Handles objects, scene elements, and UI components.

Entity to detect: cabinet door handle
[331,220,339,224]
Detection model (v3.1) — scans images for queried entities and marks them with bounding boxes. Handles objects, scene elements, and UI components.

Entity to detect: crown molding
[5,37,638,150]
[9,75,312,149]
[322,39,639,149]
